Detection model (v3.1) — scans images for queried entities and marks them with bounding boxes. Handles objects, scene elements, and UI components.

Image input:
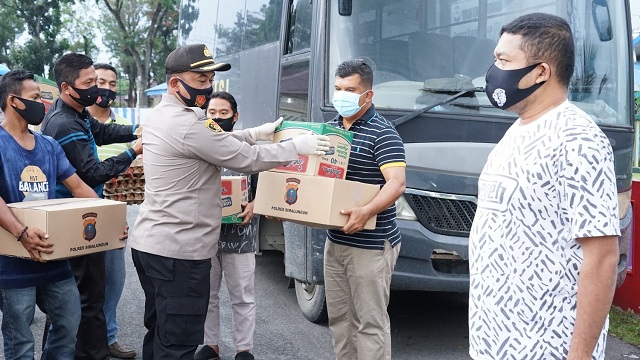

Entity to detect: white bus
[179,0,636,322]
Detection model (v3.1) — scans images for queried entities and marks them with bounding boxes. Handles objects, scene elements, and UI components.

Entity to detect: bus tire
[294,280,328,323]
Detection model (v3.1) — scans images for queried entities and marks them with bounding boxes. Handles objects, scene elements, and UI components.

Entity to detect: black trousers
[132,249,211,360]
[69,252,110,360]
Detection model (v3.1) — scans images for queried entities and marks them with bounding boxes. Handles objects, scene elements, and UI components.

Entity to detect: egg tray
[103,165,145,204]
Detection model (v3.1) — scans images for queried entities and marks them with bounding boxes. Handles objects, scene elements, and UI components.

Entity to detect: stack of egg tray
[103,158,144,205]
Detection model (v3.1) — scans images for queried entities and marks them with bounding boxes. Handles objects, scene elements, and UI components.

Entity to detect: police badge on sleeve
[205,119,224,133]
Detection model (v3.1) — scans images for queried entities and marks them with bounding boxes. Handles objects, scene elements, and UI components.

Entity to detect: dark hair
[335,59,373,89]
[94,63,118,78]
[53,53,94,90]
[208,91,238,114]
[501,13,574,87]
[0,69,35,110]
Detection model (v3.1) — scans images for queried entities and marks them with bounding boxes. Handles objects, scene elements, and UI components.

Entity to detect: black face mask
[484,63,545,110]
[11,96,45,126]
[95,88,117,108]
[213,116,236,132]
[177,78,212,109]
[69,85,100,107]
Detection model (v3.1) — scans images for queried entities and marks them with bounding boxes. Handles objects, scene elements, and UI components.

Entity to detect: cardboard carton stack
[272,121,354,179]
[103,157,145,205]
[254,121,380,230]
[221,176,249,224]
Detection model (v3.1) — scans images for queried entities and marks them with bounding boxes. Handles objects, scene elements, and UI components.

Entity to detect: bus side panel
[284,223,307,281]
[283,224,326,284]
[232,43,281,129]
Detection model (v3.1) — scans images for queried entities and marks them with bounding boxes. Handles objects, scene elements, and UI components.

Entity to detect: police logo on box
[82,212,98,241]
[284,178,301,206]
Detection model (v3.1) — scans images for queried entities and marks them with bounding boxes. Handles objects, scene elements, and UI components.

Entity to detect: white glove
[292,135,331,156]
[249,117,283,141]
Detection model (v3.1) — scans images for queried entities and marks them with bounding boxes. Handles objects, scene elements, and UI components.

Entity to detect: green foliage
[150,3,178,84]
[0,0,76,77]
[0,6,23,67]
[99,0,179,107]
[609,306,640,347]
[0,0,179,107]
[112,77,131,107]
[179,0,198,41]
[59,2,99,59]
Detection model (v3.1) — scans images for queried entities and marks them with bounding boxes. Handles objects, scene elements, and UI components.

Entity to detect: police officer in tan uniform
[128,43,330,360]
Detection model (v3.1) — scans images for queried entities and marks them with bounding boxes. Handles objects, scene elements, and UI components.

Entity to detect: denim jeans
[104,248,126,346]
[0,277,80,360]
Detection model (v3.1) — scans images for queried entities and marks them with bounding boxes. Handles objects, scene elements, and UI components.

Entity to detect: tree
[99,0,178,107]
[59,2,99,59]
[115,50,139,107]
[0,6,23,68]
[178,0,198,43]
[0,0,76,77]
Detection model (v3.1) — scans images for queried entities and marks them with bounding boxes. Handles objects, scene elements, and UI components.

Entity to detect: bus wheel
[294,280,328,323]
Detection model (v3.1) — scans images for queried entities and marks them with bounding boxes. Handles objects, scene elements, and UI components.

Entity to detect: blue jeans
[0,277,80,360]
[104,248,126,346]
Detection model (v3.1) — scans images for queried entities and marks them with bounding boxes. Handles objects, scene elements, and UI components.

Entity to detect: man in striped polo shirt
[325,59,406,360]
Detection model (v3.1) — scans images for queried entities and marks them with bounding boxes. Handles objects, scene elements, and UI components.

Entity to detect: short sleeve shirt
[326,105,406,250]
[0,127,76,289]
[468,101,620,360]
[97,111,132,161]
[0,128,76,202]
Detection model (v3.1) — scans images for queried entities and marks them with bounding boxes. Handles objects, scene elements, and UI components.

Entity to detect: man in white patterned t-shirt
[469,13,620,360]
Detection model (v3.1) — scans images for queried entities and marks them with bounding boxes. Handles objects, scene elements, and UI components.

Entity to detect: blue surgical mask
[332,90,370,117]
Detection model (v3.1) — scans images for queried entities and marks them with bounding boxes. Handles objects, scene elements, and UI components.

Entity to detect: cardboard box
[253,171,379,230]
[35,74,59,114]
[28,75,59,133]
[221,176,248,224]
[0,198,127,260]
[273,121,353,179]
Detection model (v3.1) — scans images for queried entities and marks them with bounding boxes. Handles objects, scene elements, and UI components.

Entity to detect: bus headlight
[396,195,418,221]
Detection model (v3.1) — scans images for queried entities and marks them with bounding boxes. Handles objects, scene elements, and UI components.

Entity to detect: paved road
[1,204,639,359]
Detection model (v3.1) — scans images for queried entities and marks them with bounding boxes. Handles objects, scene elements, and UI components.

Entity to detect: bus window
[180,0,283,129]
[279,60,311,122]
[326,0,633,127]
[285,0,313,55]
[241,0,282,51]
[193,0,283,57]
